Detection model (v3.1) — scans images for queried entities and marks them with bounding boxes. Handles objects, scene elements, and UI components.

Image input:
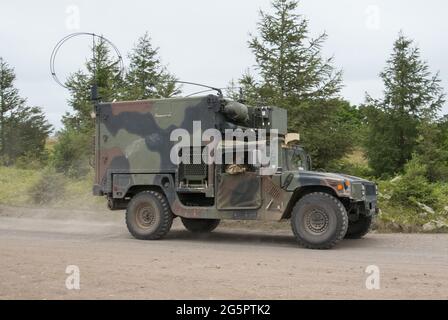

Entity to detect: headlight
[349,183,364,200]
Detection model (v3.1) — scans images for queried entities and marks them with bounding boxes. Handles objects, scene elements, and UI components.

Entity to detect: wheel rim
[304,208,330,235]
[135,203,159,230]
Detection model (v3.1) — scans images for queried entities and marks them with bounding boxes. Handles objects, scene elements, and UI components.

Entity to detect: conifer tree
[124,32,180,100]
[364,33,445,176]
[234,0,354,169]
[0,58,52,165]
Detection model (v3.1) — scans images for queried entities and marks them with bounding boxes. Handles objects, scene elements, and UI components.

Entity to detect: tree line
[0,0,446,184]
[0,58,52,167]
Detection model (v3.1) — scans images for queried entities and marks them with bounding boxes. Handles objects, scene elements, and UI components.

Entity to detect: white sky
[1,0,447,130]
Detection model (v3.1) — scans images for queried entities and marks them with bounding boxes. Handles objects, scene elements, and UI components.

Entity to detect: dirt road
[0,206,447,299]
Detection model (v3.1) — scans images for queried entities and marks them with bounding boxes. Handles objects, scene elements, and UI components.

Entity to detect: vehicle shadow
[164,228,381,250]
[166,229,297,248]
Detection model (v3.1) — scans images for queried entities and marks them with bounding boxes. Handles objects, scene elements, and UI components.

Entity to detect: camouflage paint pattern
[94,95,378,220]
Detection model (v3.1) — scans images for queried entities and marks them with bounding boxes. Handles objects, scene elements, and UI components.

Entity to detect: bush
[432,183,448,210]
[389,156,437,207]
[28,168,67,205]
[15,150,49,170]
[327,160,374,179]
[325,148,374,179]
[51,129,91,178]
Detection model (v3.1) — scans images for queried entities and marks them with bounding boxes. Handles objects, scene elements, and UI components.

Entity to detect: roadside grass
[0,164,447,233]
[0,166,40,206]
[0,166,104,210]
[62,172,104,210]
[376,180,448,233]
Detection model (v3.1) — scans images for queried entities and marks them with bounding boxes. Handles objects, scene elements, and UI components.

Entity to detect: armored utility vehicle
[93,95,378,249]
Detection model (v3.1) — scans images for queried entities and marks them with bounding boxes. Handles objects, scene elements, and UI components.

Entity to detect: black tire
[126,191,173,240]
[181,218,220,233]
[291,192,348,249]
[345,215,373,239]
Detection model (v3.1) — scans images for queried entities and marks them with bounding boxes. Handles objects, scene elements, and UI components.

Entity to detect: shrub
[327,160,374,180]
[15,150,49,170]
[389,156,437,207]
[28,168,67,205]
[51,129,91,178]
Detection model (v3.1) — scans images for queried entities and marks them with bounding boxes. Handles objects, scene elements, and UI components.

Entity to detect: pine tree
[414,118,448,182]
[54,38,123,176]
[0,58,52,165]
[247,0,342,104]
[4,105,52,164]
[364,33,446,176]
[227,71,260,105]
[64,37,123,132]
[234,0,352,169]
[124,32,180,100]
[54,33,179,177]
[0,57,26,159]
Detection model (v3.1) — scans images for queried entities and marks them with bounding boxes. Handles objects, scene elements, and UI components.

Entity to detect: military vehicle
[92,94,378,249]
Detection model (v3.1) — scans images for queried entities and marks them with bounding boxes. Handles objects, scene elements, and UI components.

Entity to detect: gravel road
[0,206,447,299]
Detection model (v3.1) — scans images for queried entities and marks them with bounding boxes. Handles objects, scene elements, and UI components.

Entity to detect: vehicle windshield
[284,146,310,171]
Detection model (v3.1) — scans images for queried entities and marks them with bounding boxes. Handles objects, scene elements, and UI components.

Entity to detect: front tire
[291,192,348,249]
[181,218,220,233]
[345,215,373,239]
[126,191,173,240]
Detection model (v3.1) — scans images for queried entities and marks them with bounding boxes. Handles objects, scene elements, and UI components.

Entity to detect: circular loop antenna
[50,32,124,89]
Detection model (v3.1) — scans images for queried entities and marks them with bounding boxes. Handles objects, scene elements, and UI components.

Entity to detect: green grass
[375,180,448,232]
[0,166,41,206]
[62,172,104,210]
[0,166,104,210]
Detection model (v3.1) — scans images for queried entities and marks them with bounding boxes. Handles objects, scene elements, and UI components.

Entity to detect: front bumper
[364,197,379,216]
[350,182,378,216]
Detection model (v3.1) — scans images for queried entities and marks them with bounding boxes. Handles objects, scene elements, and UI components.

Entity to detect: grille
[183,163,207,179]
[365,184,376,196]
[179,147,207,180]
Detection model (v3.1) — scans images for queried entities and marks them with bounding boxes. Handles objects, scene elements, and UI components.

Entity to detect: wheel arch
[126,184,166,198]
[282,185,340,220]
[108,184,168,210]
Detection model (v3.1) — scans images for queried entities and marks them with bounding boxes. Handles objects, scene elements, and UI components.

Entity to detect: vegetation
[28,168,67,205]
[51,33,181,177]
[123,32,181,100]
[0,166,103,209]
[0,58,52,167]
[52,127,92,178]
[228,0,359,169]
[363,33,445,178]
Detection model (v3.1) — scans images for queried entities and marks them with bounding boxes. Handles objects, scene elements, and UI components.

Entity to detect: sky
[1,0,447,130]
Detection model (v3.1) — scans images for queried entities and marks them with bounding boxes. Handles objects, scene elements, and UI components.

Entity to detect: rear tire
[291,192,348,249]
[181,218,220,233]
[126,191,173,240]
[345,215,373,239]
